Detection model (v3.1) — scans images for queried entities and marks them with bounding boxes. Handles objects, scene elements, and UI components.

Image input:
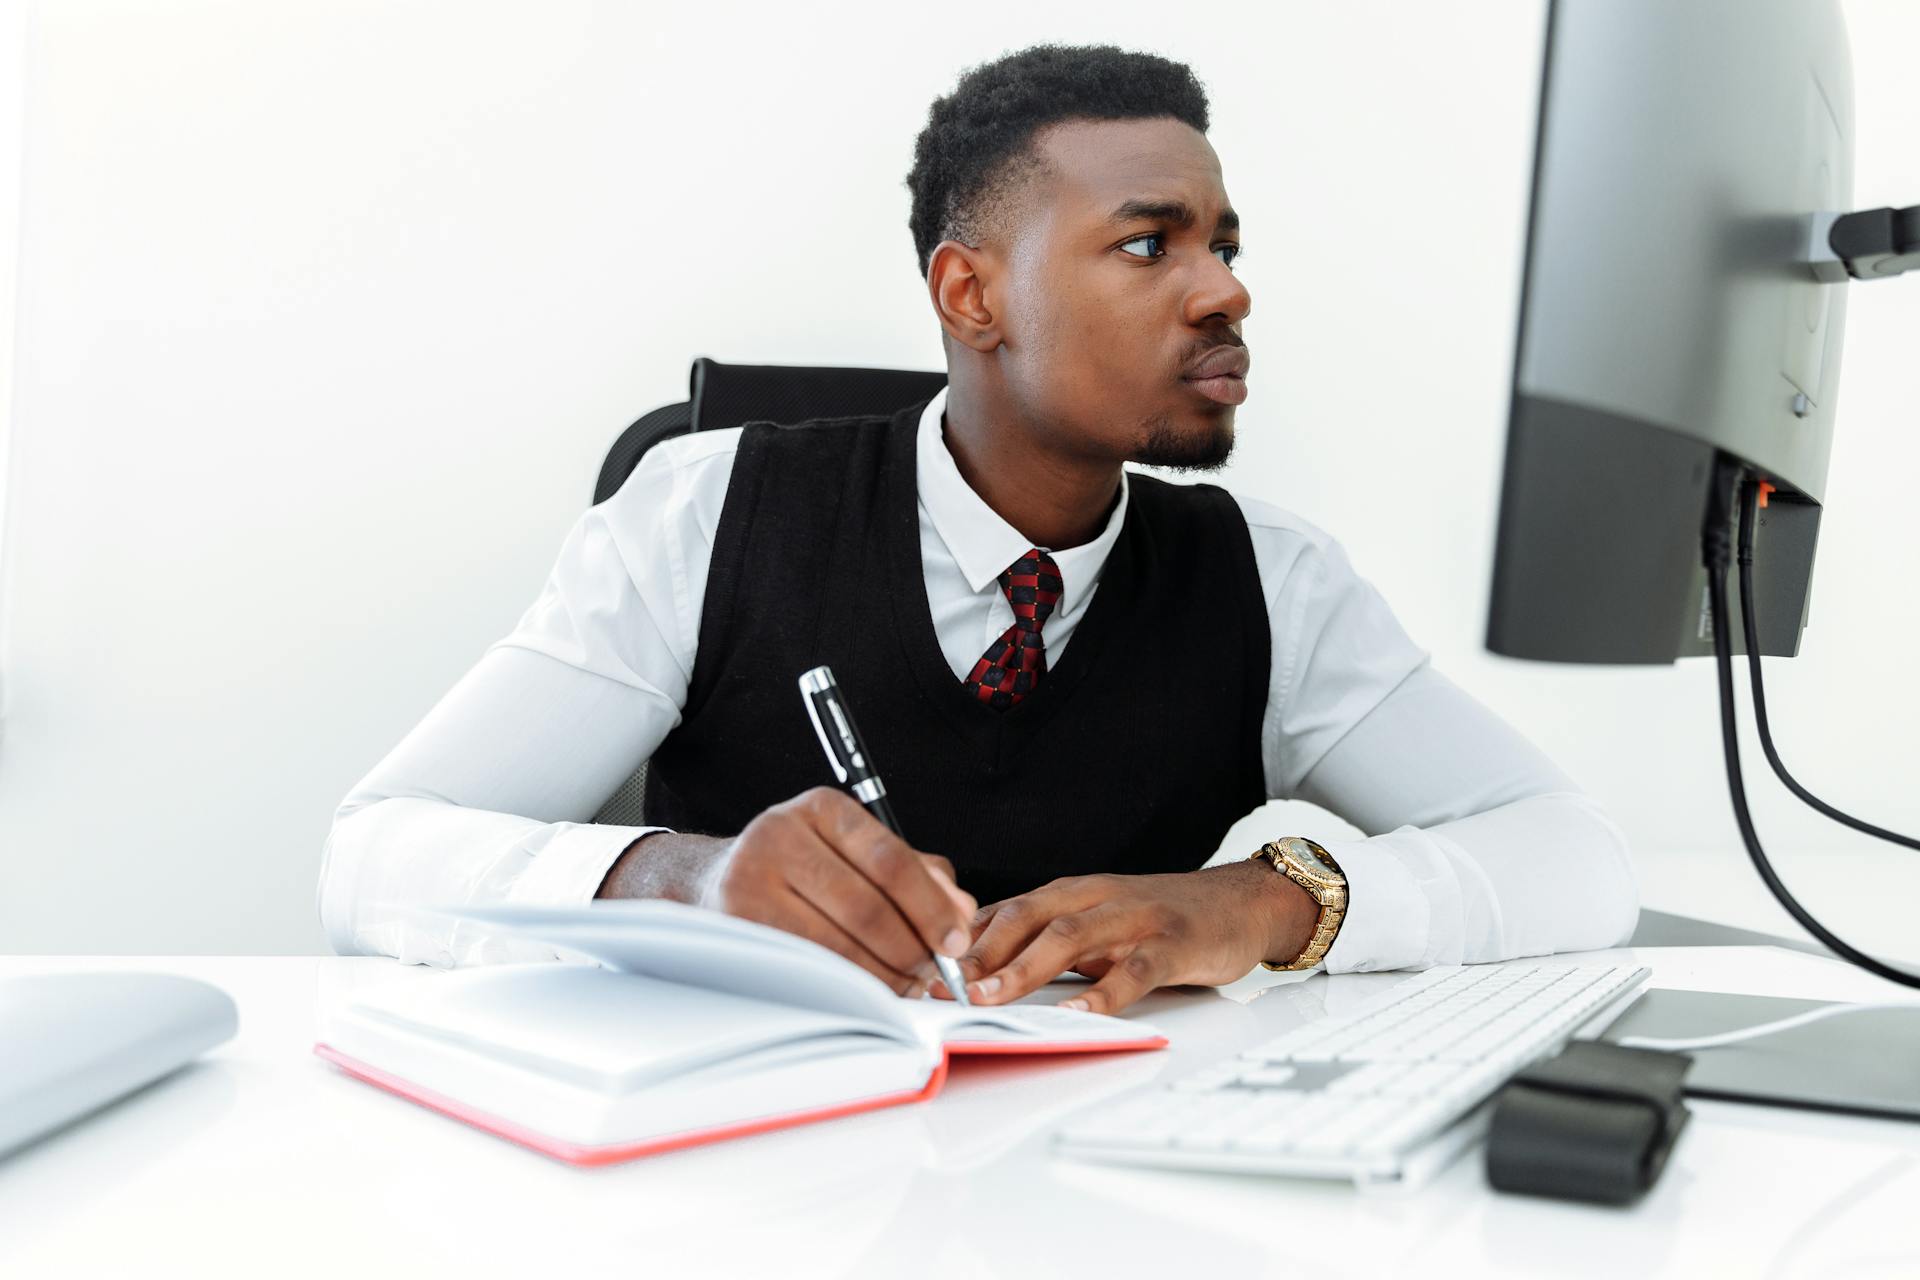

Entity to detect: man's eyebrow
[1106,198,1240,234]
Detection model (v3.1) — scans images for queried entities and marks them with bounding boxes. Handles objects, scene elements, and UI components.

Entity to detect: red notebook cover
[314,1031,1165,1166]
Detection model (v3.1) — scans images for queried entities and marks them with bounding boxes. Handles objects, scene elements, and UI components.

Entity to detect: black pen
[798,664,971,1006]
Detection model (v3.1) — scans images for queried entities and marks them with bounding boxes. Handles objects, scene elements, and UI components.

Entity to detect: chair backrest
[592,357,948,505]
[589,357,947,827]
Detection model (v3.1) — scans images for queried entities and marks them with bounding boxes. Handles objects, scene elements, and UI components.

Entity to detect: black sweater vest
[641,400,1271,904]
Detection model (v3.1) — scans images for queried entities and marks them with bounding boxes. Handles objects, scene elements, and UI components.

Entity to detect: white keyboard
[1054,962,1651,1190]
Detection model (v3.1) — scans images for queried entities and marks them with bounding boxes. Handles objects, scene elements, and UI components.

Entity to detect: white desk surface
[2,944,1916,1280]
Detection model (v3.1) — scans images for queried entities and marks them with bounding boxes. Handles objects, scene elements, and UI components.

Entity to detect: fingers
[957,879,1108,993]
[919,852,975,919]
[968,901,1132,1006]
[782,822,949,983]
[960,904,1031,993]
[798,789,976,957]
[946,900,1006,995]
[928,901,994,1000]
[1057,946,1165,1016]
[755,887,927,997]
[715,789,981,994]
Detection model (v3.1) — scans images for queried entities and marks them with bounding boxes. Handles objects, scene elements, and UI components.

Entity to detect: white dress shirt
[318,387,1639,970]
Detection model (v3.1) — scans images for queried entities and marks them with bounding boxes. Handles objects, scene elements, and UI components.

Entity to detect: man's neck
[939,383,1122,552]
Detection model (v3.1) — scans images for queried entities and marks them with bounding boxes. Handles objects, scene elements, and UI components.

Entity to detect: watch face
[1285,838,1339,878]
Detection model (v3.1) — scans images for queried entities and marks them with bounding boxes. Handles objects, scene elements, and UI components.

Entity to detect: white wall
[3,1,1915,957]
[0,0,22,722]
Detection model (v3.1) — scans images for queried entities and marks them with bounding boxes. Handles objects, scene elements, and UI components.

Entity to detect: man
[319,44,1638,1014]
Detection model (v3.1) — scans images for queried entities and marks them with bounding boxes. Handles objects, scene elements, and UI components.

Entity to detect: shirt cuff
[506,822,671,907]
[1318,827,1455,973]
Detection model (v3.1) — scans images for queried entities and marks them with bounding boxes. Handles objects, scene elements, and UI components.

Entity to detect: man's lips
[1182,345,1250,405]
[1183,345,1250,380]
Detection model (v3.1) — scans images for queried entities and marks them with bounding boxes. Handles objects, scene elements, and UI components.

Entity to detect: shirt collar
[915,385,1129,617]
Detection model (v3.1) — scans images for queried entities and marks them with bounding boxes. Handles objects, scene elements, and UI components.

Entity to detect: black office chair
[589,357,948,827]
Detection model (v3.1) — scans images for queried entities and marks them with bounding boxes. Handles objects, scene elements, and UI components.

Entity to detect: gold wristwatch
[1248,836,1348,971]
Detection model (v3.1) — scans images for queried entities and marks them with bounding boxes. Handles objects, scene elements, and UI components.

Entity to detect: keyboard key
[1235,1065,1300,1089]
[1324,1063,1409,1095]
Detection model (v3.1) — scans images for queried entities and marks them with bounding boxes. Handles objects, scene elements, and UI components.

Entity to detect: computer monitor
[1489,0,1920,995]
[1487,0,1854,665]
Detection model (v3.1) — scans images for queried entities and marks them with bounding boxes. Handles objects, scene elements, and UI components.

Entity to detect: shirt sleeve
[316,428,742,967]
[1240,497,1640,972]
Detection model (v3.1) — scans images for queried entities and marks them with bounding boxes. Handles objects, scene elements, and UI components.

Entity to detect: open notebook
[314,900,1167,1166]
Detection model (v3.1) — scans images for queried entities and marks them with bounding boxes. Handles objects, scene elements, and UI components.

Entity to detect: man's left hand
[948,862,1320,1015]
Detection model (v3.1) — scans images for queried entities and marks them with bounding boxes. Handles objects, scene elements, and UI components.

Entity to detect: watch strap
[1267,897,1344,972]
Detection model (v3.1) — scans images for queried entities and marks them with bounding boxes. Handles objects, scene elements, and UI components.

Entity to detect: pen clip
[824,700,865,773]
[799,667,850,784]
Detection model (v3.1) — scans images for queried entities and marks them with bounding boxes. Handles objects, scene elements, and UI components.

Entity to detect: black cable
[1703,457,1920,989]
[1736,478,1920,850]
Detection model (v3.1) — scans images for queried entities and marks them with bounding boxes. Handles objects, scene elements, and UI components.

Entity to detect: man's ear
[926,239,1002,354]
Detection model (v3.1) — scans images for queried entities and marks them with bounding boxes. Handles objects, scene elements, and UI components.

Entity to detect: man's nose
[1187,258,1252,328]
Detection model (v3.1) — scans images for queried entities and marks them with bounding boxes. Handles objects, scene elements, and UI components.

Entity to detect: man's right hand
[599,787,976,997]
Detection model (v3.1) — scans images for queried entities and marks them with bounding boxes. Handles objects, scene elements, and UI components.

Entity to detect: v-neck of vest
[883,405,1141,765]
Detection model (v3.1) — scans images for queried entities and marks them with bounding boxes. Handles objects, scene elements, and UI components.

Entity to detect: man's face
[990,117,1251,470]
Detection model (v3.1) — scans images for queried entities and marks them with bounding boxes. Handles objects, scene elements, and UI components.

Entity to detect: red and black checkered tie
[963,548,1063,710]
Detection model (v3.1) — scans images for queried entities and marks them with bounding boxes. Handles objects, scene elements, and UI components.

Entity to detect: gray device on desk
[1603,990,1920,1123]
[0,973,238,1160]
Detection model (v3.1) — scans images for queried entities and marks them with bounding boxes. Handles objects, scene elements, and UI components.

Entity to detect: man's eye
[1117,234,1241,269]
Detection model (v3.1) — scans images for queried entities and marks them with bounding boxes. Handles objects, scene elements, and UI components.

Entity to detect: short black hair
[906,45,1210,279]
